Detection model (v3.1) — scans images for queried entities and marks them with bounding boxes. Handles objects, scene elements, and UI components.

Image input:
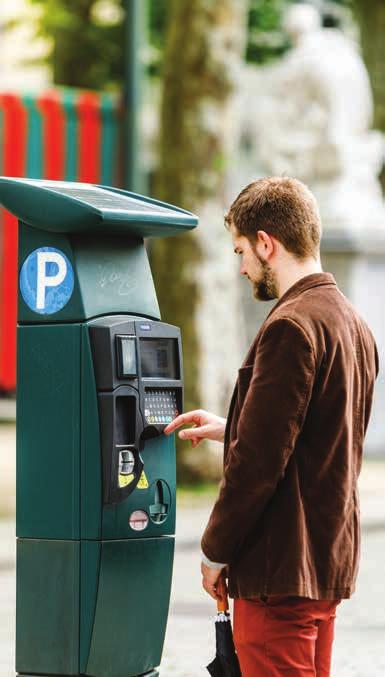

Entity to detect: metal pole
[124,0,146,194]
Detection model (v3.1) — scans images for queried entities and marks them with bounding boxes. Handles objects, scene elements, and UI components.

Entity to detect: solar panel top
[47,183,178,215]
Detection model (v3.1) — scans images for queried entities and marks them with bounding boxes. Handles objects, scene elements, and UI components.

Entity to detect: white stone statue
[242,3,385,233]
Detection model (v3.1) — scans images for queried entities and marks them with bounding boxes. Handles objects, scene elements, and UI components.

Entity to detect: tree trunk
[353,0,385,189]
[152,0,248,482]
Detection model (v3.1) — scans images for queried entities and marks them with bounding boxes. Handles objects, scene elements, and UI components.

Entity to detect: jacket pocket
[237,364,254,405]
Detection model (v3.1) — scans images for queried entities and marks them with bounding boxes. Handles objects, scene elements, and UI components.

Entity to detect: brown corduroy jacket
[201,273,379,600]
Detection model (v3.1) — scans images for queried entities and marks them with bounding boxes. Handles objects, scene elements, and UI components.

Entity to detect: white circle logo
[19,247,74,315]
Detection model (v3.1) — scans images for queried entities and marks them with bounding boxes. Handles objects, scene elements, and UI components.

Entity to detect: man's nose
[240,264,248,276]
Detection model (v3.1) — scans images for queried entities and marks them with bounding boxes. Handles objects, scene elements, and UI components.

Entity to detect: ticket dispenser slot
[89,316,183,506]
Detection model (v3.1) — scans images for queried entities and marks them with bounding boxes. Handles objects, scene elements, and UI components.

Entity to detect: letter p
[36,251,67,310]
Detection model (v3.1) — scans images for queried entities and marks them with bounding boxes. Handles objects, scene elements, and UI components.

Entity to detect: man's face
[232,229,279,301]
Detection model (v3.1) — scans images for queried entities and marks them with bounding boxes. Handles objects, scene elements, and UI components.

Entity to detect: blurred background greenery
[26,0,357,88]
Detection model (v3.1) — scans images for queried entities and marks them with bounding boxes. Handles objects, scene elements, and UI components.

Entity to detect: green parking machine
[0,177,198,677]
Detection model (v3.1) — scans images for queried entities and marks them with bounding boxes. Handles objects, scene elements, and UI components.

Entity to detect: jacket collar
[267,272,336,318]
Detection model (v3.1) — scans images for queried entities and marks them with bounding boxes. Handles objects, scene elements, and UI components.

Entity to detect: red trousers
[233,596,340,676]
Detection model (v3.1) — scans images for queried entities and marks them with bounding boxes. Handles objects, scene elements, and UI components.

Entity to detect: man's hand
[164,409,226,448]
[201,562,225,601]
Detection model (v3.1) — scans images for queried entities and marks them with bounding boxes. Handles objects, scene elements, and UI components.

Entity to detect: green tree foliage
[28,0,353,89]
[148,0,293,73]
[246,0,353,64]
[27,0,170,88]
[246,0,292,64]
[352,0,385,188]
[147,0,169,78]
[28,0,125,88]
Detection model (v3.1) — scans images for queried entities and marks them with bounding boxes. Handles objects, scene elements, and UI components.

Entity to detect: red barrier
[0,94,27,392]
[38,91,65,180]
[77,92,102,183]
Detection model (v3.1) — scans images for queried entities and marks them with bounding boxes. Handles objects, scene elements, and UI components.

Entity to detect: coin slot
[149,480,170,524]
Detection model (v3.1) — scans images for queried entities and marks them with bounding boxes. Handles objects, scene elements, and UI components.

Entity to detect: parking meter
[0,177,198,677]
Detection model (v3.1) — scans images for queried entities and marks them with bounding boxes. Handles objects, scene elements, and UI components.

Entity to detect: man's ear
[256,230,275,258]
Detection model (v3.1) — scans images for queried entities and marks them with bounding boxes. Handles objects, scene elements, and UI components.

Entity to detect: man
[165,177,378,676]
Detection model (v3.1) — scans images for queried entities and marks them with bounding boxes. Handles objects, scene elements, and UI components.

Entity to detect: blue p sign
[20,247,74,315]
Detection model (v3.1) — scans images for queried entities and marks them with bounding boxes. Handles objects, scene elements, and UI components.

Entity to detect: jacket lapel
[224,383,238,451]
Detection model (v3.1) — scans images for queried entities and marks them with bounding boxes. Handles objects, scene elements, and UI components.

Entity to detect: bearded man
[165,177,378,677]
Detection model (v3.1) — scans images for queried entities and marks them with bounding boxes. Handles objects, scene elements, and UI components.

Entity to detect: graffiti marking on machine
[19,247,75,314]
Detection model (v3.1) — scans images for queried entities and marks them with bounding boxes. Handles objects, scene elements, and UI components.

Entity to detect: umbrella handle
[216,572,228,613]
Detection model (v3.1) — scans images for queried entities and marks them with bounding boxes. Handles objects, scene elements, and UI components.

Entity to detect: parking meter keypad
[144,389,179,424]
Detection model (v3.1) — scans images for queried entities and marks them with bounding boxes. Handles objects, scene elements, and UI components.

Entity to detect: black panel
[88,316,184,505]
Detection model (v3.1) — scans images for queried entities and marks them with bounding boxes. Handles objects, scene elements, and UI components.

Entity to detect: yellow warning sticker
[137,471,149,489]
[119,473,135,488]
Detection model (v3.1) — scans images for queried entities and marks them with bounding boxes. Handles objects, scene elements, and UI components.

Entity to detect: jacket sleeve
[201,317,316,564]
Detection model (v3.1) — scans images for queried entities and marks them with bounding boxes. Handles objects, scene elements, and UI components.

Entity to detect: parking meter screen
[140,338,179,379]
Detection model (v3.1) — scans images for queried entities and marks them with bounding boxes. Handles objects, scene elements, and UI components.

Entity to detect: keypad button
[145,389,179,424]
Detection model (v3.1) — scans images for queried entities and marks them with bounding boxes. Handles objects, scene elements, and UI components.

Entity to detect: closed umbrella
[206,574,242,676]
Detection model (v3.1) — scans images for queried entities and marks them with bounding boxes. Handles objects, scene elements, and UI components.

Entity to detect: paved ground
[0,399,16,423]
[1,423,385,675]
[0,424,15,517]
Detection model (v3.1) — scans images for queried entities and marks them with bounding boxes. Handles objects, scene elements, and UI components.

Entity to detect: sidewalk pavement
[0,424,16,517]
[0,399,15,423]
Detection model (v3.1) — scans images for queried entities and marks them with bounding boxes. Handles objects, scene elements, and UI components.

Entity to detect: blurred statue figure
[247,3,385,232]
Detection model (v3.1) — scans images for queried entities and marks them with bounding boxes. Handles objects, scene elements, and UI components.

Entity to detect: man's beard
[252,253,279,301]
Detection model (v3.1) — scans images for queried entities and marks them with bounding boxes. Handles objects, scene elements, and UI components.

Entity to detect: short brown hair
[225,177,322,259]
